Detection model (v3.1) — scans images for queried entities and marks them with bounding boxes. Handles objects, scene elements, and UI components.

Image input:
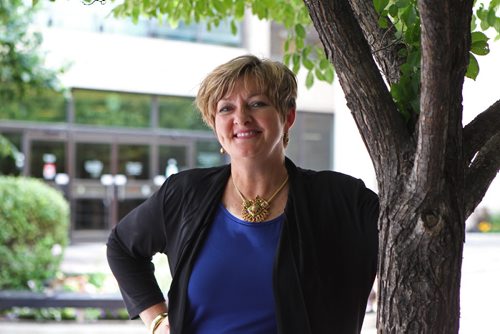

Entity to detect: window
[0,89,65,123]
[158,96,207,130]
[287,112,333,170]
[29,140,66,180]
[73,90,151,128]
[35,1,243,47]
[118,144,150,180]
[159,145,187,175]
[196,140,225,168]
[75,143,111,179]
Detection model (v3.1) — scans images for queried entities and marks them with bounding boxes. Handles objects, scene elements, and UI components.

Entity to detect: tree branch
[348,0,404,86]
[410,1,452,197]
[441,1,473,218]
[303,0,411,185]
[464,132,500,218]
[463,100,500,164]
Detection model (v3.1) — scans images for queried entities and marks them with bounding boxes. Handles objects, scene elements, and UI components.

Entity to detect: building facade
[0,1,337,241]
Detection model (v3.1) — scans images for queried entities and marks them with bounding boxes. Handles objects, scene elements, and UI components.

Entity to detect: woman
[107,55,379,334]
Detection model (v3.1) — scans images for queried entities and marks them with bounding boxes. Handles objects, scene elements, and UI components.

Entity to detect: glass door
[116,142,190,222]
[72,138,192,233]
[116,143,151,223]
[73,142,112,231]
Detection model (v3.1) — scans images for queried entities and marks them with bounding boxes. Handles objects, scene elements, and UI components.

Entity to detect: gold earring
[220,147,225,154]
[283,131,289,147]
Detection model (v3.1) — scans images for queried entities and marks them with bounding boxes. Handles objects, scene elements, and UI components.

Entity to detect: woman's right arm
[106,184,169,320]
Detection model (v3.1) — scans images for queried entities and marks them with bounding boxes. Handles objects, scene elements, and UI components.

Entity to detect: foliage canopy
[106,0,499,122]
[0,0,63,102]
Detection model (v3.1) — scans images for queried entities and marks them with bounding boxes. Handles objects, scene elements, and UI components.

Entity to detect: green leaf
[470,14,477,31]
[315,67,325,81]
[302,56,314,70]
[471,31,489,43]
[470,32,490,55]
[495,18,500,33]
[319,58,330,70]
[480,19,490,30]
[251,1,268,19]
[292,53,300,73]
[230,20,238,35]
[235,1,245,19]
[373,0,389,14]
[324,66,334,83]
[131,5,140,24]
[403,24,420,45]
[295,24,306,38]
[471,40,490,55]
[296,36,304,49]
[476,7,487,21]
[395,0,410,8]
[400,63,412,75]
[466,53,479,80]
[400,6,417,27]
[212,0,225,14]
[407,50,421,68]
[305,70,314,89]
[283,8,294,28]
[388,4,399,18]
[378,16,389,29]
[487,8,497,26]
[302,45,312,58]
[283,53,291,66]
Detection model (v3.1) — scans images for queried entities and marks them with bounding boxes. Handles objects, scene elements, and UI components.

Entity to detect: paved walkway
[0,315,376,334]
[60,242,110,275]
[0,314,376,334]
[0,321,143,334]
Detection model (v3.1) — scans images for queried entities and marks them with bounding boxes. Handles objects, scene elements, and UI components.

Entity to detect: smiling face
[215,77,295,162]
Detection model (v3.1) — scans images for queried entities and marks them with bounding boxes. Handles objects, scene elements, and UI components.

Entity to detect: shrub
[0,176,69,290]
[490,213,500,233]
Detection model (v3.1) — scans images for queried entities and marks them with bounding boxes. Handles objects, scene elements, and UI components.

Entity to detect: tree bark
[348,0,404,87]
[463,100,500,163]
[377,195,464,333]
[465,132,500,217]
[301,0,488,332]
[463,100,500,216]
[302,0,412,201]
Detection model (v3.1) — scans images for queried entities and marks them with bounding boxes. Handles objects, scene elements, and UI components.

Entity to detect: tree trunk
[377,187,464,332]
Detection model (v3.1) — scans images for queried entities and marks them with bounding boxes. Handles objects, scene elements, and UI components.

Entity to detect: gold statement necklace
[232,174,289,223]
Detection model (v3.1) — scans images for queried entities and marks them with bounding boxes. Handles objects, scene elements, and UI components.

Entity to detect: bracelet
[150,312,168,334]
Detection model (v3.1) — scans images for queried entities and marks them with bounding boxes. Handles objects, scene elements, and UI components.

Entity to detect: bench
[0,290,125,311]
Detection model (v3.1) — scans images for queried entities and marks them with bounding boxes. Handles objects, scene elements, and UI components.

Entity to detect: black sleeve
[357,180,379,262]
[106,178,171,319]
[355,180,379,326]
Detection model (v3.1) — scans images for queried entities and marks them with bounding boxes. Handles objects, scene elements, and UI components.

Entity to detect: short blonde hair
[196,55,297,129]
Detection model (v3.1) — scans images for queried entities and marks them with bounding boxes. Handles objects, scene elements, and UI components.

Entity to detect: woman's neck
[230,156,288,199]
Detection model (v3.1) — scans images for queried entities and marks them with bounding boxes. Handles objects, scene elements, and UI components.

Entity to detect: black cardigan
[107,158,379,334]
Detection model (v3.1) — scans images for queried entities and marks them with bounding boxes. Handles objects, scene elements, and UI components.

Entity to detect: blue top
[185,204,284,334]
